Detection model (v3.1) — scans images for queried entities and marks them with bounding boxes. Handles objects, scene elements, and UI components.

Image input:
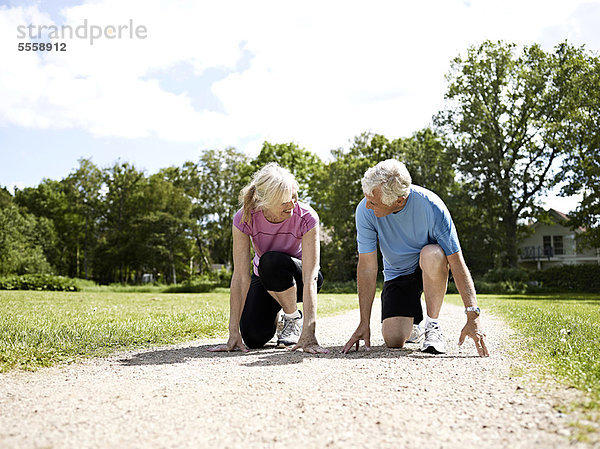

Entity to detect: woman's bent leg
[239,275,281,349]
[258,251,324,303]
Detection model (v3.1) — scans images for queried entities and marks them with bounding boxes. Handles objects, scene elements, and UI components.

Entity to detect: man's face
[364,187,404,217]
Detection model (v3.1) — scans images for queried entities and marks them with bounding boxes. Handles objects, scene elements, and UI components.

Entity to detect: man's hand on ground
[458,318,489,357]
[342,323,371,353]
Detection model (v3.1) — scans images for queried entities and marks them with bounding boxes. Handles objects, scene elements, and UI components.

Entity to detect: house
[518,209,600,270]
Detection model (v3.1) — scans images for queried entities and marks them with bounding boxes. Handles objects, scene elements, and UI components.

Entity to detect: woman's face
[264,190,298,223]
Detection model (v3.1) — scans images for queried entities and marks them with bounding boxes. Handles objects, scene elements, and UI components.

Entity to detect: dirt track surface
[0,300,597,449]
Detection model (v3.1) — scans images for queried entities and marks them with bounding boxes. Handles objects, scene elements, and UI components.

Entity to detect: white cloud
[1,0,599,160]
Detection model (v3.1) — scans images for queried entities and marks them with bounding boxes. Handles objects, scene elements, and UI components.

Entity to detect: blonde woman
[209,163,328,354]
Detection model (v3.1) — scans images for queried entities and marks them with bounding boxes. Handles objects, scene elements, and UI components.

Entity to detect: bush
[448,264,600,295]
[531,264,600,293]
[0,274,79,291]
[163,269,234,293]
[318,279,384,294]
[208,267,233,287]
[448,280,528,295]
[482,267,529,283]
[319,280,357,294]
[163,277,218,293]
[73,278,98,289]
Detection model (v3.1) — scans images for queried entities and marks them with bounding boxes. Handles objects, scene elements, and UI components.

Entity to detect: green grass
[0,290,358,372]
[447,293,600,411]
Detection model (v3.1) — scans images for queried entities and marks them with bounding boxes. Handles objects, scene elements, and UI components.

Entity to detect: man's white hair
[361,159,412,206]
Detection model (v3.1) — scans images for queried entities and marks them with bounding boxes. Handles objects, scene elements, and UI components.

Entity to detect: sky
[1,0,599,213]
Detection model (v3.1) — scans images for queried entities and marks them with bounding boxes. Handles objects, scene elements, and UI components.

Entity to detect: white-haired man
[342,159,489,356]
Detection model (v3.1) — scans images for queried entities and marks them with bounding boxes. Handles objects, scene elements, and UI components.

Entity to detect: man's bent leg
[382,316,414,348]
[419,244,449,319]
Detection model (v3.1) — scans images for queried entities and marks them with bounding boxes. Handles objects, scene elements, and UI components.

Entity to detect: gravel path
[0,299,597,449]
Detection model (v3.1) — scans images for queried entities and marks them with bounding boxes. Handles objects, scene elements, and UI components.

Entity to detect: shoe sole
[422,345,446,354]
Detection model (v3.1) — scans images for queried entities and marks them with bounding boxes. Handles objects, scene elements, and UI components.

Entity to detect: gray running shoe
[277,310,303,346]
[406,324,424,344]
[422,321,446,354]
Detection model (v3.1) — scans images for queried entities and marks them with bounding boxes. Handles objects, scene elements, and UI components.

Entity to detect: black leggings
[239,251,323,349]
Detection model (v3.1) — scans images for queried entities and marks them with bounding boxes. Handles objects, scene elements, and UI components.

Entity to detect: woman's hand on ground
[207,332,249,353]
[289,334,329,354]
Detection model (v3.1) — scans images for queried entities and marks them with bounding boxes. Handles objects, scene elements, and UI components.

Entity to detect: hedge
[531,264,600,293]
[0,274,79,291]
[447,264,600,294]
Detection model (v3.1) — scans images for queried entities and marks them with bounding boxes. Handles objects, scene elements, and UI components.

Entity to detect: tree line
[1,41,598,284]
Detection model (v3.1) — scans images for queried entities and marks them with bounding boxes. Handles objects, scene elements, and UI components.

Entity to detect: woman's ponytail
[240,184,257,225]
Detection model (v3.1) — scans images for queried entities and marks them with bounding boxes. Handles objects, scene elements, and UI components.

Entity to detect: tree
[95,162,146,283]
[64,158,103,279]
[252,142,324,203]
[0,187,12,208]
[124,174,193,284]
[166,149,251,271]
[435,40,593,268]
[197,148,252,267]
[14,179,72,274]
[560,50,600,249]
[0,204,54,276]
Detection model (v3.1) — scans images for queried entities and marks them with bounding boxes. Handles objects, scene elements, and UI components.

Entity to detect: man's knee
[419,244,448,273]
[382,317,412,348]
[383,333,407,348]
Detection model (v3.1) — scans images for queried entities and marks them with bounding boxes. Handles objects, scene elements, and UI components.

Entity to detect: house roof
[526,208,570,231]
[545,208,587,232]
[549,208,570,222]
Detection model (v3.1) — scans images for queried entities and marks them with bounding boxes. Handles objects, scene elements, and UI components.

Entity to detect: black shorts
[381,267,424,324]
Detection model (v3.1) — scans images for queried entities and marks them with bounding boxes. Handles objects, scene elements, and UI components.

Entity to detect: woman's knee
[258,251,297,291]
[258,252,294,276]
[241,328,273,349]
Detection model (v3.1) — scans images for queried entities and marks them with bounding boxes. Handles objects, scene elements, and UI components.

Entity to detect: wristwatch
[465,306,480,316]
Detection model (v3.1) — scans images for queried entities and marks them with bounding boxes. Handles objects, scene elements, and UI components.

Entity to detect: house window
[553,235,564,255]
[543,236,551,249]
[543,235,552,257]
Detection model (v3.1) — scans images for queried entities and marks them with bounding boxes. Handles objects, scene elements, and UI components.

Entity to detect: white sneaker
[277,310,303,346]
[422,321,446,354]
[406,324,424,344]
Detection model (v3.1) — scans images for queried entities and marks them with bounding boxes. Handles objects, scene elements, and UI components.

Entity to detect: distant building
[141,273,155,284]
[518,209,600,270]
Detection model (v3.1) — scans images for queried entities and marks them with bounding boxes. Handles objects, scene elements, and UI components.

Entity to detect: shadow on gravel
[120,344,481,367]
[119,344,256,366]
[239,346,416,367]
[240,346,482,367]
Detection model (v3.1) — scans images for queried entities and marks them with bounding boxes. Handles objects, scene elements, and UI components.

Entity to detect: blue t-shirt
[356,185,461,281]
